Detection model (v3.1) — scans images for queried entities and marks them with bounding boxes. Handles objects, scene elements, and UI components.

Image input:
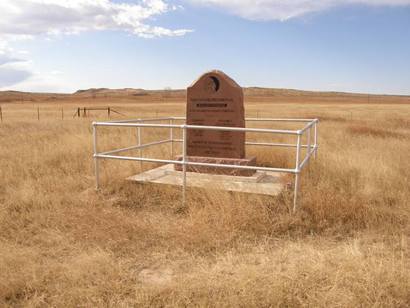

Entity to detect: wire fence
[0,103,407,123]
[0,106,128,122]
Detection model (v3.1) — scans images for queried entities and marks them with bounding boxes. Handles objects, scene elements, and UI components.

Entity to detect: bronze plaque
[186,70,245,159]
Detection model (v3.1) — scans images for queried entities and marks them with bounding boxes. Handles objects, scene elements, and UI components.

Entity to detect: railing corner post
[293,133,302,212]
[137,122,142,172]
[170,118,174,159]
[182,125,187,206]
[93,123,100,190]
[314,120,318,159]
[293,171,300,213]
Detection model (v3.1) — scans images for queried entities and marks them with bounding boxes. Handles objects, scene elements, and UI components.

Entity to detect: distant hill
[0,90,69,103]
[1,87,409,104]
[74,88,147,96]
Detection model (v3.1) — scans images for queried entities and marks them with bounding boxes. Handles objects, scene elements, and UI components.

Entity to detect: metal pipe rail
[173,139,315,149]
[105,117,175,123]
[99,139,172,156]
[93,121,299,135]
[105,116,317,124]
[92,116,319,212]
[94,153,297,174]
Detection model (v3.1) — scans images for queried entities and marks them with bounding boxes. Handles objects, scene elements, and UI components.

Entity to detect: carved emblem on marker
[204,76,220,93]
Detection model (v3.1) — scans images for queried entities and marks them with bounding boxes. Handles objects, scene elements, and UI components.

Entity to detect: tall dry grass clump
[0,101,409,307]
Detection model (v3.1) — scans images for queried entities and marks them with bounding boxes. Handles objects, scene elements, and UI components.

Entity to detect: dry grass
[347,125,405,139]
[0,95,410,307]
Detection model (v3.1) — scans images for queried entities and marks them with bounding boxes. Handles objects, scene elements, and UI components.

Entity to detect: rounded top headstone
[186,70,245,159]
[188,70,242,96]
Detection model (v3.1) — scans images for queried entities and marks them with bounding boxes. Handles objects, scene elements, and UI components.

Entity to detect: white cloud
[187,0,410,21]
[0,0,192,90]
[0,47,33,88]
[0,0,191,40]
[0,65,33,88]
[4,71,70,93]
[0,48,74,92]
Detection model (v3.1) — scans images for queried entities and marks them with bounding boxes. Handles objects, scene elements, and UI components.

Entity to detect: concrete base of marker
[173,155,257,176]
[127,164,285,196]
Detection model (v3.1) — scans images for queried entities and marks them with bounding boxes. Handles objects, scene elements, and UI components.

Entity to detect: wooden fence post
[61,107,64,120]
[0,106,2,122]
[37,107,40,121]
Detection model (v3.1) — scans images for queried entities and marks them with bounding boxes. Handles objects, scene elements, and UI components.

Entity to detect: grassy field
[0,91,409,307]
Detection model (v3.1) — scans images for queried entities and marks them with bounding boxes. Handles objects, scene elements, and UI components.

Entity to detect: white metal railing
[92,116,319,212]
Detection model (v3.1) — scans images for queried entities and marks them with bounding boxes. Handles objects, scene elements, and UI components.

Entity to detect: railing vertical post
[314,120,318,159]
[93,123,100,190]
[307,126,311,160]
[170,118,174,159]
[293,133,302,213]
[0,106,2,122]
[182,125,187,205]
[137,123,142,172]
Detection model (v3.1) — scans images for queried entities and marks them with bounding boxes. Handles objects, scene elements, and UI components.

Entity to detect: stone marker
[175,70,256,176]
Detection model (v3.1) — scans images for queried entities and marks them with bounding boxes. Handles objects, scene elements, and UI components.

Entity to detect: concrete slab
[127,164,285,196]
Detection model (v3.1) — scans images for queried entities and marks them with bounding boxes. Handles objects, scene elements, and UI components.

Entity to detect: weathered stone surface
[128,164,285,196]
[186,70,245,159]
[174,155,256,176]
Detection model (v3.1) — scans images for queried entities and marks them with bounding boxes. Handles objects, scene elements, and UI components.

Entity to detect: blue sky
[0,0,409,94]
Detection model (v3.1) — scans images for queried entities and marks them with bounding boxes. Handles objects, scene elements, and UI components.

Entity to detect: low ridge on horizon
[1,87,410,98]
